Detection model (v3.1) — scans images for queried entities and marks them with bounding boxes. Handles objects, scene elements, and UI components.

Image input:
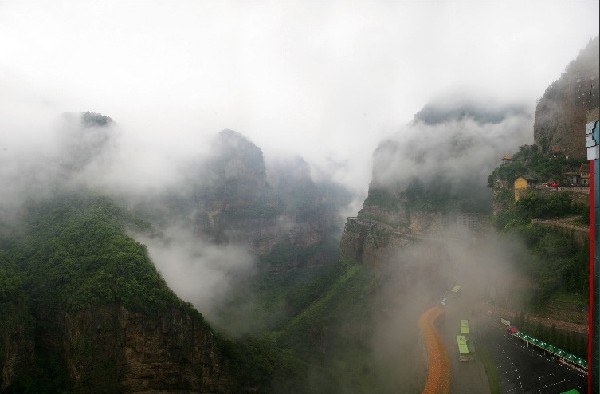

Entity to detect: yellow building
[514,176,530,201]
[501,155,512,165]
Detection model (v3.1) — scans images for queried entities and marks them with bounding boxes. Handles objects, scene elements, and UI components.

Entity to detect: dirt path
[419,305,451,394]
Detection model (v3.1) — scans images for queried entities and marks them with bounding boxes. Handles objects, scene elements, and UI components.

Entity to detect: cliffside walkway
[346,217,460,243]
[533,185,589,195]
[419,305,451,394]
[530,217,588,234]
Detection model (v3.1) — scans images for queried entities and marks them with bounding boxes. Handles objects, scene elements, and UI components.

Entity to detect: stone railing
[532,185,589,194]
[531,218,588,233]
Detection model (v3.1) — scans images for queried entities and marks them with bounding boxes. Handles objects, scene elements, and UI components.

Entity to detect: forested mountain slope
[0,194,279,392]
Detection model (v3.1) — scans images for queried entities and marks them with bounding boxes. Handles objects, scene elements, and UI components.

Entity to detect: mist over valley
[0,2,598,393]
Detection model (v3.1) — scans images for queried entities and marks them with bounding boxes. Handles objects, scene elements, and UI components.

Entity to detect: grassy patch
[478,344,500,394]
[552,291,587,305]
[274,261,360,339]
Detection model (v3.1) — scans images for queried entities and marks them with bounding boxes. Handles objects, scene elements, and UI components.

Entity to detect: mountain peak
[81,112,113,128]
[413,99,529,125]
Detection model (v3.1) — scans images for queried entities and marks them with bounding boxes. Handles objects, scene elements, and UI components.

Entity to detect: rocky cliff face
[1,303,238,393]
[339,217,410,265]
[0,195,253,393]
[534,37,599,159]
[190,130,347,260]
[339,205,451,265]
[339,95,525,264]
[0,256,34,392]
[0,303,34,392]
[63,305,233,393]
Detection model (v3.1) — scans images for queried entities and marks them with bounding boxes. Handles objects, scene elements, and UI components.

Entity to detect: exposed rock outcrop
[1,303,240,393]
[0,303,34,392]
[191,130,347,260]
[64,305,234,393]
[0,195,249,393]
[534,37,599,159]
[339,217,406,265]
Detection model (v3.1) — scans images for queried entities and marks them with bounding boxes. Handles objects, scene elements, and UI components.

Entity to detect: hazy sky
[1,0,598,194]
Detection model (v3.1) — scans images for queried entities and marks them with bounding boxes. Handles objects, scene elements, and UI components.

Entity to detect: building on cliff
[514,176,536,201]
[564,164,590,187]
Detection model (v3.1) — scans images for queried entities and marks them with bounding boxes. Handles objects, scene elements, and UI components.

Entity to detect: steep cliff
[0,195,259,393]
[534,36,599,159]
[483,41,593,343]
[338,97,526,263]
[0,256,34,392]
[188,130,349,264]
[63,305,232,393]
[339,216,414,265]
[190,129,281,253]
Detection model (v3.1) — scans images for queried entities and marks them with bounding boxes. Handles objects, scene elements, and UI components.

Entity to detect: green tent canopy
[511,330,586,368]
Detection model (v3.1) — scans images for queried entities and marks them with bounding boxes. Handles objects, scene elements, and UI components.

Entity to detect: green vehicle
[460,319,470,335]
[457,335,470,362]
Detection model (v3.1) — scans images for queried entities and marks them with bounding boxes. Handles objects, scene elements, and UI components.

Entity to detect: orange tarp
[419,305,451,394]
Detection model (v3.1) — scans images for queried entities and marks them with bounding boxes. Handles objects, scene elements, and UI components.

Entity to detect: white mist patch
[372,112,533,190]
[137,226,256,320]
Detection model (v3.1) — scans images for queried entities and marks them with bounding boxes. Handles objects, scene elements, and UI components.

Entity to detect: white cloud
[0,0,598,203]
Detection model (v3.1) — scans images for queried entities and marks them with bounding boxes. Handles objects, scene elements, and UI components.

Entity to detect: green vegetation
[214,243,350,335]
[364,188,399,210]
[7,194,182,314]
[512,312,587,358]
[488,144,581,187]
[0,181,361,392]
[209,255,423,393]
[499,223,587,307]
[0,193,291,392]
[0,184,410,393]
[492,186,588,305]
[218,335,304,392]
[404,177,491,214]
[274,259,376,391]
[0,252,21,301]
[275,260,361,342]
[260,249,347,325]
[266,259,424,393]
[495,191,587,229]
[517,192,585,219]
[365,178,492,215]
[365,226,391,250]
[489,145,588,311]
[0,194,196,392]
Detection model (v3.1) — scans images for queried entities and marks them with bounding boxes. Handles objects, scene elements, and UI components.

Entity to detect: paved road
[479,316,587,393]
[438,293,586,393]
[439,296,491,394]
